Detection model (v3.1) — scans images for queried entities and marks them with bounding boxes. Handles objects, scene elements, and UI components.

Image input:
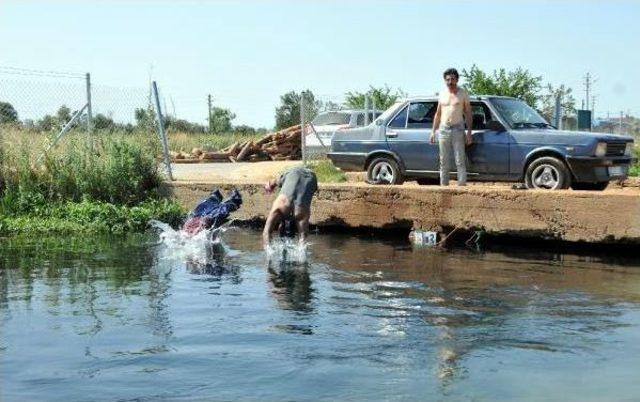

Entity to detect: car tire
[524,156,571,190]
[367,157,404,185]
[416,178,440,186]
[571,182,609,191]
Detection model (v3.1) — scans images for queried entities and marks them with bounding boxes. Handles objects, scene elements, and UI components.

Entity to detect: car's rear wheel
[571,182,609,191]
[367,157,404,185]
[525,156,571,190]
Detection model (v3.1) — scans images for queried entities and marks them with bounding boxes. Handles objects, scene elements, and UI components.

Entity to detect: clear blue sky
[1,0,639,127]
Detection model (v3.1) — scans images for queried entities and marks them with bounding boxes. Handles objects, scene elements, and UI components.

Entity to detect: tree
[232,124,256,135]
[36,115,57,131]
[274,90,321,130]
[94,113,115,130]
[344,85,407,110]
[56,105,71,125]
[209,106,236,133]
[461,65,542,107]
[134,107,155,130]
[539,84,576,127]
[0,101,18,124]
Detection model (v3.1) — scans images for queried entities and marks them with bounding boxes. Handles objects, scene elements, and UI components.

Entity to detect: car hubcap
[531,165,560,189]
[372,161,395,183]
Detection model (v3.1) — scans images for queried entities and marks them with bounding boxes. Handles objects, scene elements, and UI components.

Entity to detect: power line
[0,65,84,79]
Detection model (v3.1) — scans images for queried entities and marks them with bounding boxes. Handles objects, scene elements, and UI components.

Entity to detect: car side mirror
[375,119,383,126]
[486,120,506,132]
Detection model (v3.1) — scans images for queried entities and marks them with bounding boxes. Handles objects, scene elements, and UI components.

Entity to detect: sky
[1,0,639,127]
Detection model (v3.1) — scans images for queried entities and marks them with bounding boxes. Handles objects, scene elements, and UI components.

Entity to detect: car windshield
[312,112,351,126]
[490,98,553,129]
[375,102,404,123]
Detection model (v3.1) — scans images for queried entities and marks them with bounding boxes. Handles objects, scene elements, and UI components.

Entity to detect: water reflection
[1,230,640,401]
[267,261,314,314]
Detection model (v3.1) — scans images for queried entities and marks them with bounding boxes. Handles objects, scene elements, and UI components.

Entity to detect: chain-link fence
[300,93,382,162]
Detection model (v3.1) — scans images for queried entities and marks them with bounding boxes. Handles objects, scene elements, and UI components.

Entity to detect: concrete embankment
[164,181,640,245]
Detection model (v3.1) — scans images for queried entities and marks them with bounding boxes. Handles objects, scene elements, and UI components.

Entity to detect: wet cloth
[182,188,243,235]
[277,167,318,209]
[438,124,467,186]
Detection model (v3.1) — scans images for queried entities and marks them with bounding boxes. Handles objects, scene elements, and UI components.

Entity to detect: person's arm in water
[430,102,442,144]
[262,176,291,247]
[463,92,473,145]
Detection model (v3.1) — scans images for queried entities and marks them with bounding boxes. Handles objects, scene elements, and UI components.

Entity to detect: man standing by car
[430,68,473,186]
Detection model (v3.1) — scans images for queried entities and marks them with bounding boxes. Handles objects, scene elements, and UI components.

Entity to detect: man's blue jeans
[438,126,467,186]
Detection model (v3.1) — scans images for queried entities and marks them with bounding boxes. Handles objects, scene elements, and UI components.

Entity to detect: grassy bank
[0,129,185,234]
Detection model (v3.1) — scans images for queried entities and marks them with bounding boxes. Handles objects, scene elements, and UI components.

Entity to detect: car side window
[388,105,408,128]
[356,113,365,126]
[470,102,493,130]
[407,102,437,129]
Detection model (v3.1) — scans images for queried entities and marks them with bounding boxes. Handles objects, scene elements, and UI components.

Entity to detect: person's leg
[293,205,310,243]
[438,130,452,186]
[452,129,467,186]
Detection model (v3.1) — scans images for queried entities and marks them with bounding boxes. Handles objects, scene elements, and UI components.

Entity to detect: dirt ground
[169,161,640,194]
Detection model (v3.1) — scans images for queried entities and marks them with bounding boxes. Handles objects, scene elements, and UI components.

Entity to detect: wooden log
[235,141,254,161]
[227,141,240,155]
[200,151,230,160]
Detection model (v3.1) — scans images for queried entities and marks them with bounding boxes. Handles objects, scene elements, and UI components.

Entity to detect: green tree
[344,85,407,110]
[56,105,71,124]
[209,106,236,133]
[539,84,576,127]
[461,65,542,107]
[36,115,57,131]
[274,90,321,130]
[0,101,18,124]
[94,113,115,130]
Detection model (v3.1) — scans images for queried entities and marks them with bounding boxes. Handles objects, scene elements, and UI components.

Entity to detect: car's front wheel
[571,182,609,191]
[525,156,571,190]
[367,157,404,185]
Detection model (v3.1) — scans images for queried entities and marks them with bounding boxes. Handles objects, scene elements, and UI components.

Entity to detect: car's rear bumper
[327,152,366,171]
[566,156,633,182]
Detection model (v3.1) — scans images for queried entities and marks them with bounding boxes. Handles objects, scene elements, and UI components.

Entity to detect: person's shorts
[279,168,318,209]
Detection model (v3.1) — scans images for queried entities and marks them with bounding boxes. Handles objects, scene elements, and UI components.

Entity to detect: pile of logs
[170,124,302,163]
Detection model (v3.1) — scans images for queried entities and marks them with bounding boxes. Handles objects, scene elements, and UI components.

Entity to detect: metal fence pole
[300,93,306,165]
[85,73,93,134]
[364,95,370,125]
[152,81,174,181]
[554,94,562,129]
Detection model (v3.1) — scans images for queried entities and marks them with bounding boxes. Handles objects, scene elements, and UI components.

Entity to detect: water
[2,228,640,401]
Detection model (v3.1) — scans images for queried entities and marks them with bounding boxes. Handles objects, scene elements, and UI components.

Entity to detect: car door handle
[386,130,398,138]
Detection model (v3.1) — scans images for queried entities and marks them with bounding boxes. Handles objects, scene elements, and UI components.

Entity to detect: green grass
[0,127,186,234]
[630,146,640,177]
[306,159,347,183]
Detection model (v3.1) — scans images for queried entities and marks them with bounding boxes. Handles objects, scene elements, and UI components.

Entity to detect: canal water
[1,228,640,401]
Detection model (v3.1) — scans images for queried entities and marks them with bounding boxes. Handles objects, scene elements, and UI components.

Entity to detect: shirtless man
[263,166,318,247]
[430,68,473,186]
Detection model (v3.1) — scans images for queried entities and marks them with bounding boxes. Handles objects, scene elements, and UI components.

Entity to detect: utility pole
[620,111,624,134]
[207,94,213,133]
[584,72,591,110]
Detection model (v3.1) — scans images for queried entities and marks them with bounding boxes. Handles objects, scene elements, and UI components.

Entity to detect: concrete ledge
[163,181,640,244]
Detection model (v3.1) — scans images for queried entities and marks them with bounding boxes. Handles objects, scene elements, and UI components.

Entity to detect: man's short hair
[443,68,459,80]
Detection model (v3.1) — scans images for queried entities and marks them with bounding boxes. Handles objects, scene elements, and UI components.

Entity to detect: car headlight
[595,142,607,157]
[625,142,634,156]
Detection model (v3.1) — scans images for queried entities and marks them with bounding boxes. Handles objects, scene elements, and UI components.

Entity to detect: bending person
[263,166,318,247]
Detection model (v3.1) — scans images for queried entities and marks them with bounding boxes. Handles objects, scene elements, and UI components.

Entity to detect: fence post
[554,94,562,129]
[85,73,93,134]
[364,95,370,125]
[152,81,174,181]
[300,93,306,165]
[372,98,377,122]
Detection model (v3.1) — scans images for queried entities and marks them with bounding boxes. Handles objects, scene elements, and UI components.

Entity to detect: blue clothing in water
[188,188,243,229]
